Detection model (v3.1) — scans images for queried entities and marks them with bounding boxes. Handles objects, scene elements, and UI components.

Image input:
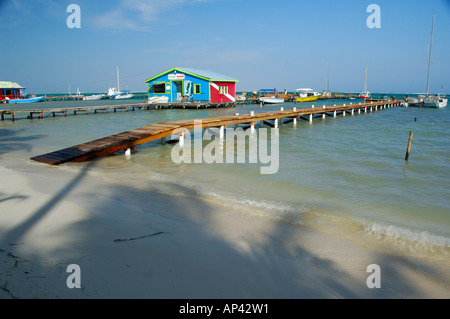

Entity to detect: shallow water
[1,96,449,261]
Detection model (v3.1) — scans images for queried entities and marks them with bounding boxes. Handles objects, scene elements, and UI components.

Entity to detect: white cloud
[94,0,204,31]
[95,8,144,31]
[121,0,158,22]
[0,0,62,27]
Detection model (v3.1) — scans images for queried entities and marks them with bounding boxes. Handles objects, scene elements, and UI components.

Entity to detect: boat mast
[117,66,120,91]
[326,62,329,92]
[364,67,367,93]
[426,13,435,97]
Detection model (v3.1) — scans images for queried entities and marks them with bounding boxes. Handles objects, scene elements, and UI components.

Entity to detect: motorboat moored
[108,87,134,99]
[5,96,44,103]
[257,89,284,104]
[404,14,447,109]
[83,94,107,101]
[259,96,285,104]
[405,94,447,108]
[295,88,320,102]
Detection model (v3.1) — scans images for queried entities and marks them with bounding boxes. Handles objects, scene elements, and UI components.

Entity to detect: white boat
[107,66,134,100]
[321,62,332,98]
[107,87,119,98]
[259,96,284,104]
[405,94,447,108]
[114,90,134,99]
[236,92,247,102]
[258,89,284,104]
[148,96,169,103]
[107,87,134,99]
[83,94,107,101]
[405,13,447,108]
[359,67,370,99]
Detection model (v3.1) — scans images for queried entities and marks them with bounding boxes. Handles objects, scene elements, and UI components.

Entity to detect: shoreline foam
[1,158,449,298]
[83,159,450,264]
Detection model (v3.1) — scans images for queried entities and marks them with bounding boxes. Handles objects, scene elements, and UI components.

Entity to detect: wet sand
[0,158,449,299]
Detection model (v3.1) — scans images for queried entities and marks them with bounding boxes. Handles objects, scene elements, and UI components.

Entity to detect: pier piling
[405,131,413,161]
[29,100,403,165]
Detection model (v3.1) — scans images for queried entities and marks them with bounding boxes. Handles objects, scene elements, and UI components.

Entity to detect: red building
[0,81,25,100]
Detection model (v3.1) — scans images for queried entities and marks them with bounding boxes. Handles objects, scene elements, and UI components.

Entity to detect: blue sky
[1,0,449,94]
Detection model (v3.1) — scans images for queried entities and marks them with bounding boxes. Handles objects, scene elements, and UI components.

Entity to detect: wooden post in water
[405,131,413,161]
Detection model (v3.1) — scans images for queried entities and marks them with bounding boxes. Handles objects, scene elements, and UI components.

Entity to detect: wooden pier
[30,100,402,165]
[0,101,237,121]
[41,93,148,102]
[243,92,359,104]
[43,95,84,102]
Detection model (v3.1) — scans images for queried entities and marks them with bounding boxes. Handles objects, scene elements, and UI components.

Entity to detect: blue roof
[145,67,238,83]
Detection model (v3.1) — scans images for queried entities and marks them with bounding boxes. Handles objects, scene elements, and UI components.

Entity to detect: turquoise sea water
[1,95,449,261]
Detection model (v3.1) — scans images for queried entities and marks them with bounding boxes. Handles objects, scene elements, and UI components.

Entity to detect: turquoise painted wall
[147,72,210,102]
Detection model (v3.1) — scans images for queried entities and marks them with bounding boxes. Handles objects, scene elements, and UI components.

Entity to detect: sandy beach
[2,0,450,305]
[1,155,449,300]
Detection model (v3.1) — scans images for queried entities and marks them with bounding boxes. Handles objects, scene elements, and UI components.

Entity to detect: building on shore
[144,67,238,103]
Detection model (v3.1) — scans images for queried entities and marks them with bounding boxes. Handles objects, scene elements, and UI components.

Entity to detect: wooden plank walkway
[0,101,237,121]
[41,93,148,102]
[30,100,402,165]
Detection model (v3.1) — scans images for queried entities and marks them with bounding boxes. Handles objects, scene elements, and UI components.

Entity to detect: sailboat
[359,67,370,99]
[405,13,447,108]
[107,66,134,99]
[321,62,332,98]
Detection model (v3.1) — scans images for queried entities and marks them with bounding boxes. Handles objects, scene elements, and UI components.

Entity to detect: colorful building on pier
[0,81,25,100]
[144,67,238,103]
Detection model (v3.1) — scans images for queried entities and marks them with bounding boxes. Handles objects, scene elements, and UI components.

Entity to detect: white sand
[1,158,449,299]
